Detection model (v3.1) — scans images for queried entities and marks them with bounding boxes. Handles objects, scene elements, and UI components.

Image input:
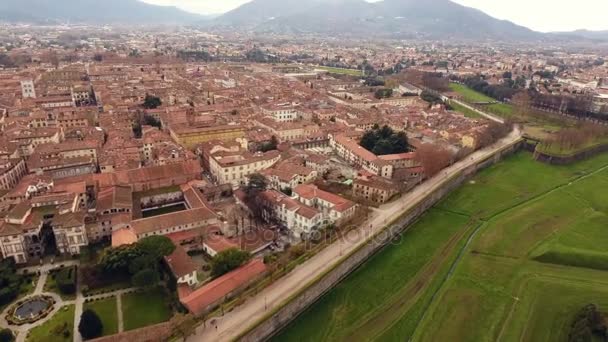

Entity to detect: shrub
[0,328,14,342]
[211,249,251,277]
[55,266,77,295]
[78,309,103,340]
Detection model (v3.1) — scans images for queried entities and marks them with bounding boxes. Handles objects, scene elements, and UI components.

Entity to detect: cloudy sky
[141,0,608,32]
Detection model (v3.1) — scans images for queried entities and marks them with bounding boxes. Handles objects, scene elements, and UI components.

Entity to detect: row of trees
[477,121,513,150]
[177,50,213,62]
[529,92,607,120]
[414,144,453,178]
[360,125,410,156]
[540,124,608,153]
[404,70,450,92]
[463,76,518,101]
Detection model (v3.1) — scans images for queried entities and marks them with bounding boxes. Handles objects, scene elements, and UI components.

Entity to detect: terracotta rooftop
[180,259,267,315]
[131,207,218,236]
[165,245,197,278]
[111,228,138,247]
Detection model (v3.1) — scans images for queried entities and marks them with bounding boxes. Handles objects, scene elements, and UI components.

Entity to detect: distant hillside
[551,30,608,41]
[212,0,541,41]
[0,0,203,24]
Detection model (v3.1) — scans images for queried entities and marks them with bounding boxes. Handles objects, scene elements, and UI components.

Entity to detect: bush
[0,286,18,307]
[55,266,77,295]
[0,329,14,342]
[78,309,103,340]
[211,249,251,277]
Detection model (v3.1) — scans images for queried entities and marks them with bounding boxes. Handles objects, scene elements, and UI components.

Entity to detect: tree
[138,236,175,260]
[246,173,268,194]
[415,144,453,178]
[132,269,160,288]
[211,248,251,277]
[420,90,443,105]
[99,244,144,274]
[359,126,409,155]
[143,95,162,109]
[0,329,13,342]
[259,136,278,152]
[78,309,103,340]
[568,304,607,342]
[374,88,393,99]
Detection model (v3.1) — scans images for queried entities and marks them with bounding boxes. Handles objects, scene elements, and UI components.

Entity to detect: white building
[207,149,281,189]
[20,80,36,99]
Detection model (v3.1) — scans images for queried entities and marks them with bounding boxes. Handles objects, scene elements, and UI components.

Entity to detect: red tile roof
[164,245,197,278]
[180,259,267,315]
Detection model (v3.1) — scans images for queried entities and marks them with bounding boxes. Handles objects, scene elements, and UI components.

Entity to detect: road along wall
[237,139,524,342]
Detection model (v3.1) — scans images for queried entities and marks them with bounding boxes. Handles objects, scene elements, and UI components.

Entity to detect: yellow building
[169,124,246,148]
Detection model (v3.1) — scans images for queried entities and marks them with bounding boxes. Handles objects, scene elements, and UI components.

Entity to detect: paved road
[190,128,523,342]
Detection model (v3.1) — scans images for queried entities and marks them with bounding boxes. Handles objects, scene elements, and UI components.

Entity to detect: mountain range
[211,0,540,41]
[0,0,606,42]
[0,0,202,24]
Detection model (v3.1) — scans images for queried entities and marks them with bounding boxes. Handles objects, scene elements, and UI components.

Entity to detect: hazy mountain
[0,0,203,24]
[213,0,541,40]
[552,30,608,41]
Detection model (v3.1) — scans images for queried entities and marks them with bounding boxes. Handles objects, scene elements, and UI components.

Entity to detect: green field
[121,288,172,331]
[27,305,75,342]
[316,66,363,76]
[414,155,608,341]
[274,151,608,341]
[84,297,119,336]
[449,83,514,118]
[450,102,483,119]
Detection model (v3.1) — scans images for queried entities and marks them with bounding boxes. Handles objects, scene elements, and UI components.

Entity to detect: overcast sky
[141,0,608,32]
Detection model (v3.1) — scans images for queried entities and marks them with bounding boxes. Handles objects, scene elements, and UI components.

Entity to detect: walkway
[189,128,523,341]
[451,98,505,123]
[1,291,66,342]
[73,287,136,341]
[116,294,124,332]
[0,261,136,342]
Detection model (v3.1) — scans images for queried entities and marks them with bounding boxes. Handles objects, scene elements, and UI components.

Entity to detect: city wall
[534,143,608,165]
[237,139,524,342]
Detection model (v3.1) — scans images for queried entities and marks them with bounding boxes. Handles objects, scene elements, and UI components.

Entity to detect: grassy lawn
[121,288,172,331]
[501,276,608,342]
[84,297,118,336]
[450,83,496,103]
[274,209,472,341]
[27,305,75,342]
[450,102,483,119]
[142,203,186,218]
[413,153,608,342]
[449,83,515,118]
[275,151,608,342]
[315,66,363,76]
